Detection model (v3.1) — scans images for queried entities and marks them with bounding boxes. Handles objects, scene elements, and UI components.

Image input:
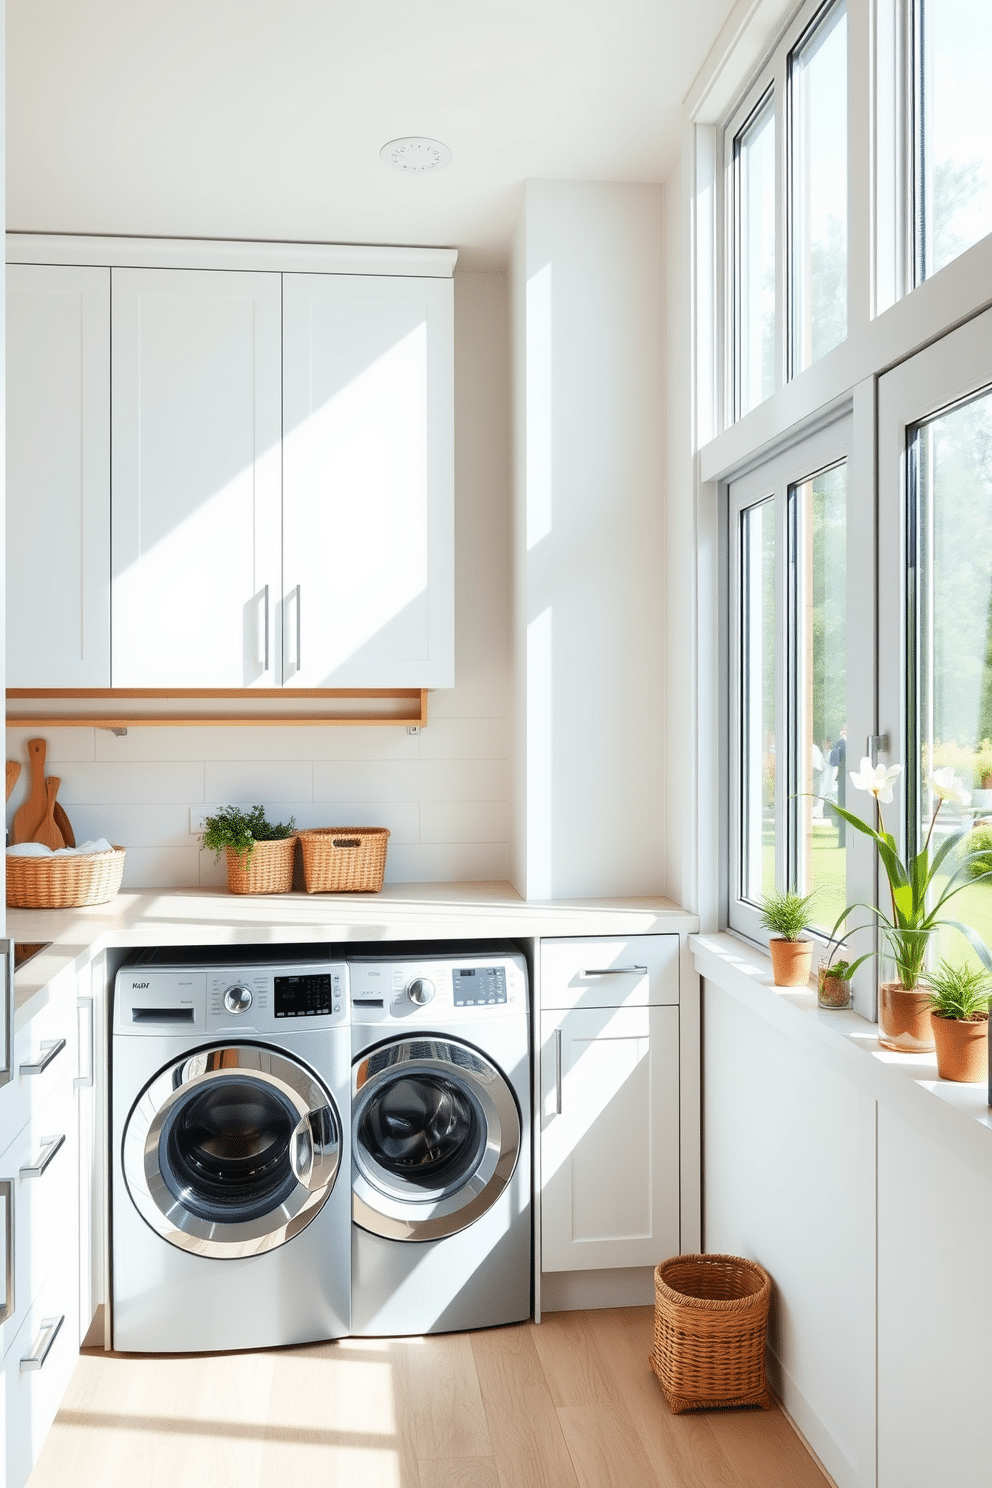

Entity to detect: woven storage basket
[6,847,126,909]
[225,836,298,895]
[299,827,390,893]
[649,1253,773,1414]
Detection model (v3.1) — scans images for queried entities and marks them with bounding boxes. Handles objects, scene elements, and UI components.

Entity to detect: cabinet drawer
[1,984,76,1156]
[0,1072,78,1363]
[1,1266,79,1488]
[540,934,679,1009]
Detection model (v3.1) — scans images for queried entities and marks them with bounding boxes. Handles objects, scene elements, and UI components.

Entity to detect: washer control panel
[115,962,348,1034]
[350,953,526,1024]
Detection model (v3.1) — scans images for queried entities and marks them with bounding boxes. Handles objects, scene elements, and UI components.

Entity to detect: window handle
[867,734,888,766]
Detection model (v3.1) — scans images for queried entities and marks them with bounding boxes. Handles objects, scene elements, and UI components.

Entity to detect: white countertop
[692,930,992,1172]
[10,881,698,1028]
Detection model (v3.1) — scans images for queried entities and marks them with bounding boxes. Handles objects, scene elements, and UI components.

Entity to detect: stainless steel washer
[111,956,351,1352]
[349,945,531,1336]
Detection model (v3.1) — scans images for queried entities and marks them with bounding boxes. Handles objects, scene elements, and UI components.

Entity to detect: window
[789,0,848,371]
[734,94,777,415]
[729,419,852,944]
[914,0,992,281]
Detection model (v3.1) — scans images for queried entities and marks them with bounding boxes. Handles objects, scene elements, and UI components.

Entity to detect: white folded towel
[6,838,117,857]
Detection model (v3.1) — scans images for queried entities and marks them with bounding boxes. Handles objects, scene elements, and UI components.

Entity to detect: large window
[734,94,777,415]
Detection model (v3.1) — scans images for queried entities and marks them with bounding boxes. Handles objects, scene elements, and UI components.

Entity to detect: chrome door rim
[122,1043,340,1258]
[352,1036,520,1242]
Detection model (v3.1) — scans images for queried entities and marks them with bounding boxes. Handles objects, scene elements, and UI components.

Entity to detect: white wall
[4,270,512,890]
[509,180,668,900]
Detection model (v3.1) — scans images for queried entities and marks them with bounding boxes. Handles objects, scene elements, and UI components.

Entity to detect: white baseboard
[540,1267,655,1312]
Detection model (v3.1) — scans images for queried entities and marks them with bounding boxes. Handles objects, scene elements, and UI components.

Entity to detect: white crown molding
[5,232,459,278]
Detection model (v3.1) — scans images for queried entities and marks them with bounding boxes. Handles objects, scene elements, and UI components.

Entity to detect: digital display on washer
[274,973,333,1017]
[452,966,507,1006]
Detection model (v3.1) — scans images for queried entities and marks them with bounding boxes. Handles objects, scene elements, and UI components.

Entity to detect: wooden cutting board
[5,760,20,802]
[34,777,65,851]
[11,738,49,844]
[53,800,76,848]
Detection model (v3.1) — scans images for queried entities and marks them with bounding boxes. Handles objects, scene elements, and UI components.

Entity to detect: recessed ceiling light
[380,137,452,173]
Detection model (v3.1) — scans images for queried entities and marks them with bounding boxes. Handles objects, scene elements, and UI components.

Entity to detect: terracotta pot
[225,836,298,895]
[878,981,935,1053]
[769,939,813,987]
[930,1012,989,1082]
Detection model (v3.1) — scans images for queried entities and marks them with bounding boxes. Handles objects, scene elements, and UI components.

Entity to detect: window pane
[915,386,992,967]
[735,96,776,416]
[796,464,847,935]
[916,0,992,280]
[790,0,848,372]
[741,500,777,902]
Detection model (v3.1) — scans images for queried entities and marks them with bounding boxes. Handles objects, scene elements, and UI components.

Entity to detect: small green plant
[201,804,296,865]
[824,959,856,981]
[963,822,992,880]
[759,889,816,942]
[923,960,992,1022]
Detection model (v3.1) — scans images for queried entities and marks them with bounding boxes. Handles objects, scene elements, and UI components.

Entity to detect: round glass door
[352,1037,520,1242]
[123,1044,340,1258]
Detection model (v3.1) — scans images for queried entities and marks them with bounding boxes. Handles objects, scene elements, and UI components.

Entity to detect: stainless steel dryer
[111,955,351,1353]
[349,944,531,1336]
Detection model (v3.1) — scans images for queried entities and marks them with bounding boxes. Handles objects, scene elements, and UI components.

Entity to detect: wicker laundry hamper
[649,1253,773,1414]
[298,827,390,893]
[225,836,298,895]
[6,846,126,909]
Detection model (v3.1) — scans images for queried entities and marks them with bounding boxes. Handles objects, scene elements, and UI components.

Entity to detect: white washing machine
[349,944,531,1336]
[111,955,351,1353]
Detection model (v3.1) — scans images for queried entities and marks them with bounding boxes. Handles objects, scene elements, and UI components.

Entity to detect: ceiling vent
[380,137,452,173]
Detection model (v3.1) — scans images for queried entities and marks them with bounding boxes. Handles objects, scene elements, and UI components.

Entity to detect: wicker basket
[649,1253,773,1414]
[6,847,127,909]
[299,827,390,893]
[225,836,298,895]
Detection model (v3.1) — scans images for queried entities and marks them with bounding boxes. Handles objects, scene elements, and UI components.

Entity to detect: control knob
[406,977,435,1006]
[223,984,253,1015]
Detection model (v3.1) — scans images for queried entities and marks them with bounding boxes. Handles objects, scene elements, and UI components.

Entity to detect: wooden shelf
[5,688,428,729]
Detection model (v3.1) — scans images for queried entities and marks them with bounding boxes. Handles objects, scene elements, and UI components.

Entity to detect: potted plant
[828,761,992,1053]
[759,889,816,987]
[201,804,298,895]
[923,960,992,1083]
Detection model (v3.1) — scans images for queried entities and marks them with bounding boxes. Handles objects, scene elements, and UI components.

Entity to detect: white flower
[930,766,971,806]
[849,757,903,804]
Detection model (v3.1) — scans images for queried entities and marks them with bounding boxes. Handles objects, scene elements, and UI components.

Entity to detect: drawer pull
[554,1028,563,1115]
[20,1037,66,1076]
[20,1314,64,1372]
[20,1133,65,1178]
[581,966,648,977]
[0,1180,12,1326]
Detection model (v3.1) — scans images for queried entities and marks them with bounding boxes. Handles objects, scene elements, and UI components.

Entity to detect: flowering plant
[829,760,992,988]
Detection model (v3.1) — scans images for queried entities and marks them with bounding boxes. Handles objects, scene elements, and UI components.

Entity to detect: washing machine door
[352,1037,520,1242]
[122,1043,341,1258]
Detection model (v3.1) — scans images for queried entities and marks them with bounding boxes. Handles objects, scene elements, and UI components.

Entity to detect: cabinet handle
[582,966,648,977]
[20,1037,66,1076]
[0,1180,13,1327]
[20,1314,63,1372]
[20,1133,65,1178]
[554,1028,563,1115]
[75,998,94,1089]
[295,584,302,672]
[0,939,12,1091]
[263,582,270,671]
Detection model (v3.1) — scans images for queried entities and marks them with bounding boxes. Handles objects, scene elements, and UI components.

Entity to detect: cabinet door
[6,264,110,687]
[540,1004,680,1272]
[111,268,282,687]
[282,273,454,688]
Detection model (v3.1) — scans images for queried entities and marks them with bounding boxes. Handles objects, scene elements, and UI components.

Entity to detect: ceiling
[7,0,737,268]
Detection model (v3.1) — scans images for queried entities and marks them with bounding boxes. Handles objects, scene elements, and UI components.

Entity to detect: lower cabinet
[539,935,681,1274]
[0,978,83,1488]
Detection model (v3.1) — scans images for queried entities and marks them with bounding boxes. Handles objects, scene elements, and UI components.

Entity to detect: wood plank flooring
[28,1307,831,1488]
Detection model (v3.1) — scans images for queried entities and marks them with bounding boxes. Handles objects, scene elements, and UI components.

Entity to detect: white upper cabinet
[6,264,111,687]
[111,268,282,688]
[282,273,454,688]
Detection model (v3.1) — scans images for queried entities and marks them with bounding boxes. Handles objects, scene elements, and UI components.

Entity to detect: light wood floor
[28,1307,831,1488]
